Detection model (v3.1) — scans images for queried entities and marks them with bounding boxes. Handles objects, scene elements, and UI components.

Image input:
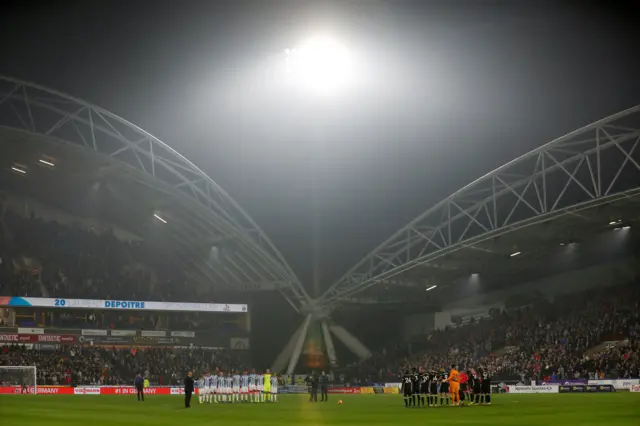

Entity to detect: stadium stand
[340,280,639,384]
[1,345,243,385]
[0,210,233,331]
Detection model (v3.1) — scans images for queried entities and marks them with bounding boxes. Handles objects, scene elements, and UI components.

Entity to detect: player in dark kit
[470,369,482,405]
[439,370,449,406]
[418,367,429,407]
[480,368,492,405]
[428,370,438,407]
[411,368,420,407]
[401,370,414,408]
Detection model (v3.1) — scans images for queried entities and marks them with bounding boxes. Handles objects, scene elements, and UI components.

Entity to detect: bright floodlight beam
[285,35,353,96]
[426,285,437,291]
[153,213,167,224]
[510,251,522,257]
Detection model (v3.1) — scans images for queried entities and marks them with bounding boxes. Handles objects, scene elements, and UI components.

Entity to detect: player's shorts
[473,383,481,394]
[233,386,240,394]
[249,384,256,393]
[271,386,278,394]
[430,383,438,395]
[403,386,412,397]
[481,381,491,394]
[241,386,248,394]
[263,385,271,394]
[440,382,449,394]
[413,384,420,395]
[421,383,429,394]
[258,386,264,393]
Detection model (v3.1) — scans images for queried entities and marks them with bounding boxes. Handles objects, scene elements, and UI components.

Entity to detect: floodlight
[509,251,521,258]
[38,159,55,167]
[285,35,353,95]
[153,213,167,224]
[609,220,621,225]
[11,166,26,174]
[426,285,437,291]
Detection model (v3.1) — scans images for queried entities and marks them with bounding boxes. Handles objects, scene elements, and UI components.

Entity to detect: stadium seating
[0,345,243,385]
[340,281,639,384]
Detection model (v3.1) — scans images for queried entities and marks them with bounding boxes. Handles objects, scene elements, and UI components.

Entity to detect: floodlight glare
[153,213,167,224]
[510,251,522,258]
[426,285,437,291]
[39,159,55,167]
[285,35,353,95]
[609,220,621,225]
[11,166,26,174]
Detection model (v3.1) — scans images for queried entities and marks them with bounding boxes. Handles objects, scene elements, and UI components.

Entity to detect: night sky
[2,0,639,294]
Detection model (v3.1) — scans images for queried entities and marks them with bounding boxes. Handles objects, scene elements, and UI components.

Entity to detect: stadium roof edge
[0,75,310,303]
[318,105,640,309]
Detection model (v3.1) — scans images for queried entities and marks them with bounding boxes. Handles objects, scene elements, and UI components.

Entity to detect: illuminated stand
[271,304,372,375]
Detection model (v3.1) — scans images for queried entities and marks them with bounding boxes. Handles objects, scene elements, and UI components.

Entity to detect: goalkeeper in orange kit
[446,364,461,406]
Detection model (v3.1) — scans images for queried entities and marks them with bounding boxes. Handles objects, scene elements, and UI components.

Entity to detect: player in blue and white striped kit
[217,371,225,403]
[256,372,264,403]
[241,370,249,402]
[232,370,241,403]
[197,374,206,404]
[248,369,257,403]
[226,374,234,403]
[209,372,218,403]
[270,373,279,403]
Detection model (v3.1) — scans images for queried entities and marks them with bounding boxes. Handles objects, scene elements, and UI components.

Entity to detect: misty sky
[2,0,639,292]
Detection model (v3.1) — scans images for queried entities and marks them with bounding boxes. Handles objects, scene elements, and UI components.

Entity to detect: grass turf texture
[1,394,638,426]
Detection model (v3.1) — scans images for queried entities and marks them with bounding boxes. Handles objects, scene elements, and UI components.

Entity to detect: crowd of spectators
[342,281,639,384]
[0,344,245,386]
[0,210,228,331]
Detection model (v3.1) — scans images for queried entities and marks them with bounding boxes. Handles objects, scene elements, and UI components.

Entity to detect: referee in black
[319,371,329,402]
[134,374,144,401]
[184,371,194,408]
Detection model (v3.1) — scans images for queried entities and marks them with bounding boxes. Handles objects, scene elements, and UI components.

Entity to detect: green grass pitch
[1,394,638,425]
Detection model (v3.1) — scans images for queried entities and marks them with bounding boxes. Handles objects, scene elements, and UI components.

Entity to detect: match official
[320,371,329,402]
[135,374,144,402]
[184,371,194,408]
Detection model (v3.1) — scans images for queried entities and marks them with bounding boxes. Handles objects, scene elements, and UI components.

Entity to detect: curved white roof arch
[318,105,640,309]
[0,76,310,305]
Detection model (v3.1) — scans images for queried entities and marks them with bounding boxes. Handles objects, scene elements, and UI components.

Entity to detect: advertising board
[507,385,559,394]
[0,334,76,344]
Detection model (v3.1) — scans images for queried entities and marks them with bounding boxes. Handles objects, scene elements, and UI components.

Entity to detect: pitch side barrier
[0,385,197,395]
[3,383,635,396]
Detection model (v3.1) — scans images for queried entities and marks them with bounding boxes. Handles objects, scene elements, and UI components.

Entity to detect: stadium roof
[1,76,638,317]
[317,106,640,311]
[0,76,310,305]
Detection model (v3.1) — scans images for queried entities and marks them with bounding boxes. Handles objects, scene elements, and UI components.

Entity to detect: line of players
[401,366,492,408]
[197,368,279,404]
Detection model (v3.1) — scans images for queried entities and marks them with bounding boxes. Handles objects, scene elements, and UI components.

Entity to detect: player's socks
[404,397,409,407]
[420,396,424,407]
[486,394,491,404]
[411,395,415,406]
